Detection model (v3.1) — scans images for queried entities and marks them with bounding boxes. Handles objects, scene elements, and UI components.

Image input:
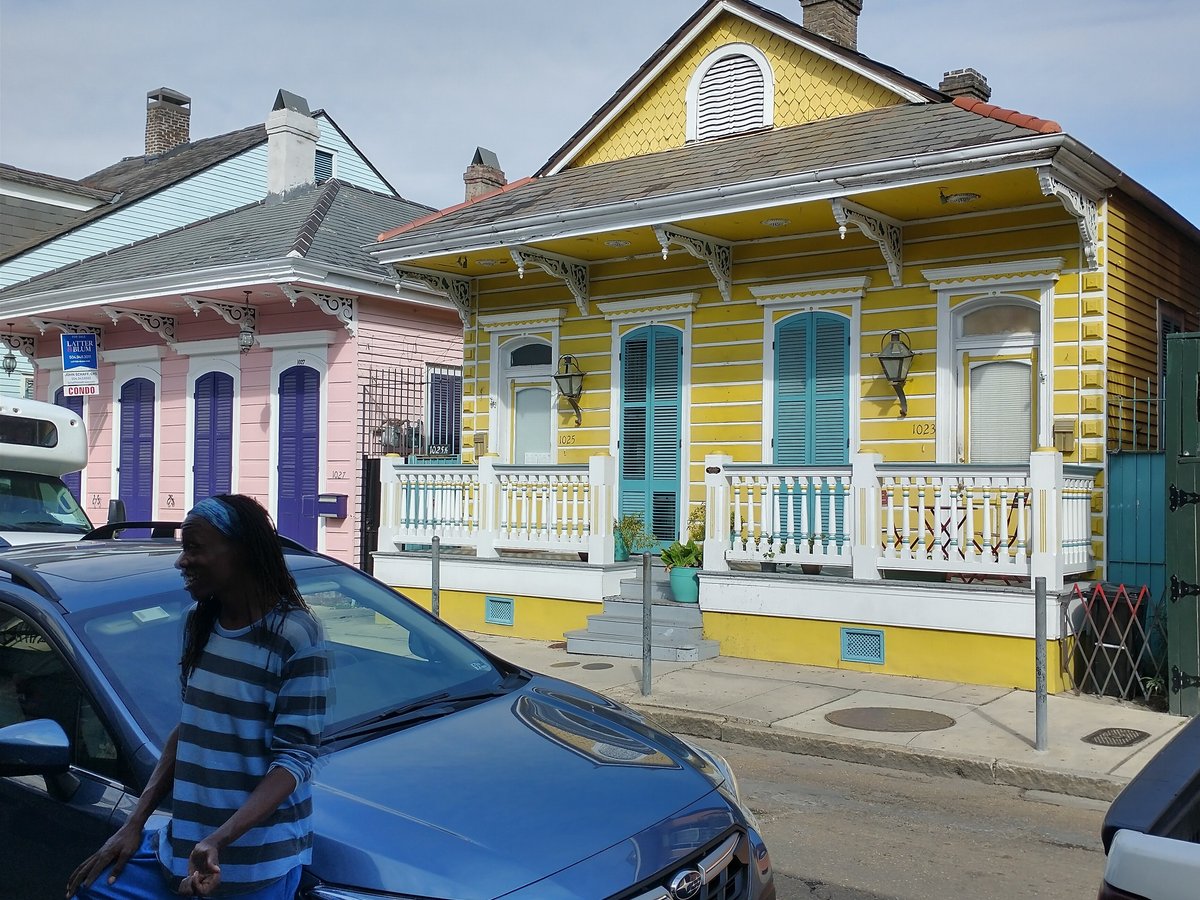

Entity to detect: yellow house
[369,0,1200,691]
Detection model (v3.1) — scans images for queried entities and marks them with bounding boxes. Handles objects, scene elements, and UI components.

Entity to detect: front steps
[565,564,720,662]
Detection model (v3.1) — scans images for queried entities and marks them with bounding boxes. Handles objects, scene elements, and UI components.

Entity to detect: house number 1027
[330,470,347,479]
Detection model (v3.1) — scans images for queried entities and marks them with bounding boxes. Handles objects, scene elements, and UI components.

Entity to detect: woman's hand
[178,839,222,896]
[64,824,143,897]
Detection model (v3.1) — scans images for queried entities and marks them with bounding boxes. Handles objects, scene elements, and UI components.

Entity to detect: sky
[1,0,1197,226]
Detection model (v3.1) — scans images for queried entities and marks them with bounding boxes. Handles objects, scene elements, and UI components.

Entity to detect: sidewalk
[466,631,1187,802]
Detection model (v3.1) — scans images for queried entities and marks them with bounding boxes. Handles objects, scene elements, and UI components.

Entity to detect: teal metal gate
[1107,452,1166,604]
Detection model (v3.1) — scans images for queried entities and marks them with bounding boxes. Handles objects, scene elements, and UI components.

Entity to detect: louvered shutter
[774,316,810,464]
[968,360,1032,463]
[428,371,463,455]
[193,372,233,502]
[696,54,766,141]
[53,388,84,501]
[774,313,848,465]
[620,327,681,545]
[118,378,155,522]
[277,366,320,548]
[314,150,334,183]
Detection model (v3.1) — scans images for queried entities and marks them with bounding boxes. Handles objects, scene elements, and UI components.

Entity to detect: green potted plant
[661,538,703,603]
[613,513,656,562]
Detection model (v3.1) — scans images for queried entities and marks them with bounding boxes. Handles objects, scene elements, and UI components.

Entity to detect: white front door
[513,385,551,464]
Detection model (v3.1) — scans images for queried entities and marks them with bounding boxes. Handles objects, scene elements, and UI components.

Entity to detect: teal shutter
[773,312,849,464]
[620,326,682,545]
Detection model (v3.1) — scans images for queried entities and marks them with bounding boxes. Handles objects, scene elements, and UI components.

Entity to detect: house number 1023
[911,423,935,437]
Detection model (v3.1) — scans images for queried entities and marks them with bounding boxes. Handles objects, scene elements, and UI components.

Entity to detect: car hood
[308,676,724,898]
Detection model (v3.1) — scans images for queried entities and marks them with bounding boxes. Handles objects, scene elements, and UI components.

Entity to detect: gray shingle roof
[0,164,117,202]
[378,102,1046,250]
[0,181,429,299]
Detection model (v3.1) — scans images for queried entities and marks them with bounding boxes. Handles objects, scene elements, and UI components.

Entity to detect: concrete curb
[627,703,1130,803]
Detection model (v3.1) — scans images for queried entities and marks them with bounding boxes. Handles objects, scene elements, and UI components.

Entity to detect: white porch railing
[376,451,1099,590]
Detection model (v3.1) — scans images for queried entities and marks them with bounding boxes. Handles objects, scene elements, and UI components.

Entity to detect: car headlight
[681,738,741,802]
[306,887,447,900]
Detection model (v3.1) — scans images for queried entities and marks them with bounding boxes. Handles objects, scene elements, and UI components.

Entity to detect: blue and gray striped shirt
[157,606,329,895]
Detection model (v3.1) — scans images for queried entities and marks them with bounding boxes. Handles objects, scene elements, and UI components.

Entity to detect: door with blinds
[118,378,155,525]
[773,312,850,549]
[963,355,1035,463]
[277,365,320,549]
[619,326,682,547]
[193,371,234,503]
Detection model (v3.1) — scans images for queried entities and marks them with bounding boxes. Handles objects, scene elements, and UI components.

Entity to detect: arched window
[687,44,774,142]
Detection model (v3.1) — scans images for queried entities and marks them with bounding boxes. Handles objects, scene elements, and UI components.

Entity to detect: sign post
[60,333,99,397]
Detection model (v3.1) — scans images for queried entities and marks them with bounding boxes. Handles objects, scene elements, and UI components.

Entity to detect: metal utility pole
[642,552,652,696]
[1035,575,1047,751]
[431,535,441,619]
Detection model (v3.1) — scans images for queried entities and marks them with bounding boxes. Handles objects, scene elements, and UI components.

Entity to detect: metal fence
[1065,582,1168,710]
[1109,377,1163,453]
[359,364,463,458]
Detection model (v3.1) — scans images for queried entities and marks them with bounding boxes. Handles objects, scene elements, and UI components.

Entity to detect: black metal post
[432,535,441,619]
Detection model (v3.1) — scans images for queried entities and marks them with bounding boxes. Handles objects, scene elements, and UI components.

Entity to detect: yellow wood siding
[571,13,906,168]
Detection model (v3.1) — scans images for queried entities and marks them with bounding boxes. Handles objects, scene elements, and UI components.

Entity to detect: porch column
[703,454,733,571]
[476,455,500,558]
[588,454,617,564]
[1029,449,1064,591]
[851,452,883,580]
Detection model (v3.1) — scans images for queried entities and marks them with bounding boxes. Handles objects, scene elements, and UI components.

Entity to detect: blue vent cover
[841,627,884,664]
[485,595,514,627]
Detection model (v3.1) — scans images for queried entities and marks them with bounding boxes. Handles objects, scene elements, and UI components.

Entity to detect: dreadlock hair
[179,494,309,694]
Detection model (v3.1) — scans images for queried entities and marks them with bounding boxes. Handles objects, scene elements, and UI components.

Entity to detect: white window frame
[104,345,165,520]
[44,369,89,505]
[178,344,242,512]
[480,309,564,464]
[686,43,774,142]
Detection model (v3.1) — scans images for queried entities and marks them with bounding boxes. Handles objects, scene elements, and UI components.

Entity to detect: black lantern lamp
[876,330,914,417]
[2,323,17,377]
[553,354,585,426]
[238,290,255,353]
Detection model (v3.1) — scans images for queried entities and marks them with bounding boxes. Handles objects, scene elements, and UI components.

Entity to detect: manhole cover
[548,641,567,650]
[550,661,580,668]
[824,707,956,733]
[582,663,614,670]
[1082,727,1150,748]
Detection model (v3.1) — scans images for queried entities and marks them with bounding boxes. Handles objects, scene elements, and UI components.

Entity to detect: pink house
[0,93,463,566]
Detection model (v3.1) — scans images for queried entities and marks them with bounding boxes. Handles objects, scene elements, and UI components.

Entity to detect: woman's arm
[65,726,180,896]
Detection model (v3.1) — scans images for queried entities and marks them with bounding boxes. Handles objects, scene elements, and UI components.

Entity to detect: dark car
[0,529,774,899]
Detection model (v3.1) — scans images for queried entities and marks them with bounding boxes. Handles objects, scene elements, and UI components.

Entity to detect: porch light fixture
[2,323,16,376]
[238,290,255,353]
[875,330,914,417]
[553,354,585,426]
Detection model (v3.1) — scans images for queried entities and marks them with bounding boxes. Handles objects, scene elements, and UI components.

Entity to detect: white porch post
[703,454,733,572]
[851,452,883,580]
[476,455,500,559]
[1029,449,1064,592]
[588,454,617,564]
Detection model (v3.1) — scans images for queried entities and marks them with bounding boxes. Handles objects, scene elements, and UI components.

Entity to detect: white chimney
[265,90,319,196]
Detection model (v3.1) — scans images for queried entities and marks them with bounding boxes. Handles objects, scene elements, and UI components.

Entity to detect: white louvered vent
[696,53,766,141]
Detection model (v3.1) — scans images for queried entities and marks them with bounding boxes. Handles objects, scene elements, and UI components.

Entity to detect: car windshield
[75,558,507,748]
[0,470,92,534]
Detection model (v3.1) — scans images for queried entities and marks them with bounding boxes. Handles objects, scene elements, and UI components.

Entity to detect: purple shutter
[277,365,320,548]
[118,378,155,523]
[193,372,234,502]
[53,388,85,501]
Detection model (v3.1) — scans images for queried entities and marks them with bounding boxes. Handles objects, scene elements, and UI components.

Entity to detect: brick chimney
[265,89,320,196]
[939,68,992,103]
[800,0,863,50]
[463,147,506,202]
[145,88,191,156]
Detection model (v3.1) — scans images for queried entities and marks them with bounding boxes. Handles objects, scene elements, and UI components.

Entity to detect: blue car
[0,529,774,899]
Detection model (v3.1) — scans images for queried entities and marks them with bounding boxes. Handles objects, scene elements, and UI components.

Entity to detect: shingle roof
[379,101,1049,247]
[0,180,429,299]
[0,164,117,202]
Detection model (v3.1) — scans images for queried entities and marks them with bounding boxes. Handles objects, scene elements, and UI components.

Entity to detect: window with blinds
[967,359,1032,463]
[695,53,767,141]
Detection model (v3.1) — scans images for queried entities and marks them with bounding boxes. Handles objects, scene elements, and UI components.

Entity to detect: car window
[0,611,123,782]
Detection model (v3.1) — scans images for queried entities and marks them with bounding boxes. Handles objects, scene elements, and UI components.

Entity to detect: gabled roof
[377,102,1058,256]
[538,0,945,176]
[0,163,117,203]
[0,180,430,300]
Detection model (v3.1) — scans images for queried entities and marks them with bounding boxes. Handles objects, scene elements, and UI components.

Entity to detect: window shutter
[54,388,84,501]
[774,312,849,465]
[621,337,649,485]
[118,378,155,521]
[193,372,233,502]
[812,315,850,465]
[696,54,765,141]
[314,149,334,183]
[428,370,463,455]
[619,328,680,543]
[649,331,682,542]
[968,360,1032,463]
[277,366,320,548]
[774,316,810,464]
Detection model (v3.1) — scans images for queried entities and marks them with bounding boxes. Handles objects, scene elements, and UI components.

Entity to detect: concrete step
[583,614,705,641]
[601,597,703,626]
[617,575,674,601]
[564,631,721,662]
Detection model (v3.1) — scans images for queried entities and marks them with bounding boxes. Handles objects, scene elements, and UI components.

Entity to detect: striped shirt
[157,606,329,895]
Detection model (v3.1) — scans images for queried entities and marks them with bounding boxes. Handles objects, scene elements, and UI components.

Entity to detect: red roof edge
[377,176,537,242]
[952,96,1061,135]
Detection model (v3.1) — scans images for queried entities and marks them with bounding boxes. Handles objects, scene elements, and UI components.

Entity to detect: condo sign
[61,333,99,397]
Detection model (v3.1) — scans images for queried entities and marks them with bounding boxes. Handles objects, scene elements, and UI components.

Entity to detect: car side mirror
[0,719,71,776]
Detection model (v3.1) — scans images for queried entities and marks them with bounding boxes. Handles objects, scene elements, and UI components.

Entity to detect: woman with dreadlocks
[67,494,329,899]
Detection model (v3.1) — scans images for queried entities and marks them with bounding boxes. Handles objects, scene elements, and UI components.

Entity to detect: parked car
[1098,712,1200,900]
[0,526,774,899]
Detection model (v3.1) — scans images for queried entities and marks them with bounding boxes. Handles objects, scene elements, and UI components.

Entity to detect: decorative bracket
[280,287,356,335]
[100,307,176,345]
[1,331,36,362]
[1038,168,1099,271]
[183,295,257,331]
[652,224,732,302]
[508,246,590,317]
[831,198,903,287]
[394,268,472,327]
[29,319,103,350]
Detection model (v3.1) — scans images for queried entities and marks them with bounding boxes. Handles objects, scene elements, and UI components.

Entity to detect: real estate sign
[60,333,99,397]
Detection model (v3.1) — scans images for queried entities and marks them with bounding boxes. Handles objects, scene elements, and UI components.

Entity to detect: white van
[0,398,93,546]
